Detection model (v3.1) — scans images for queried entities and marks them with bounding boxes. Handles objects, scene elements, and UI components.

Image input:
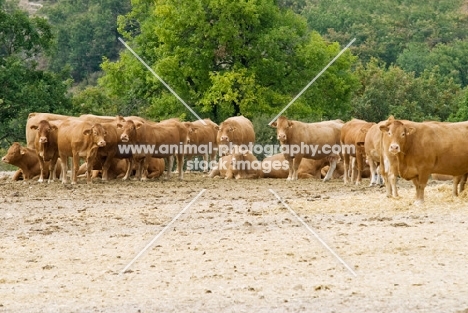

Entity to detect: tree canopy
[100,0,358,123]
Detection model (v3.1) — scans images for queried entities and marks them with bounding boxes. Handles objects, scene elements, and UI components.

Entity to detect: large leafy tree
[42,0,132,82]
[0,0,71,147]
[100,0,358,123]
[350,59,461,122]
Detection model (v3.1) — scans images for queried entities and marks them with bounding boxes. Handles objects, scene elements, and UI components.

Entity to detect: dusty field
[1,172,468,313]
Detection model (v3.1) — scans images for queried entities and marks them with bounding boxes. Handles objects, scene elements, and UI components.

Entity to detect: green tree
[351,59,461,122]
[100,0,358,123]
[42,0,131,82]
[0,1,72,147]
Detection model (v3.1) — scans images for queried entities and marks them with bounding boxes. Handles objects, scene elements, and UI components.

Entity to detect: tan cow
[216,116,255,155]
[126,118,187,180]
[380,117,468,204]
[208,146,262,179]
[79,157,165,180]
[29,120,61,183]
[183,118,219,172]
[26,113,70,149]
[363,121,388,187]
[270,116,343,181]
[2,142,62,180]
[261,153,343,179]
[58,119,107,184]
[341,119,375,185]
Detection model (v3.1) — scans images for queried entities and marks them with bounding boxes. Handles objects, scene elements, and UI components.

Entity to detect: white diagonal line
[268,38,356,125]
[269,189,357,277]
[120,189,206,274]
[118,37,206,125]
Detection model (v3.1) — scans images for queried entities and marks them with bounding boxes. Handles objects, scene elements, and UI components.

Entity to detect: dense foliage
[0,0,71,147]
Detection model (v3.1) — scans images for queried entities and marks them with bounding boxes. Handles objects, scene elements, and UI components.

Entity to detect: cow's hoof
[38,179,44,183]
[413,200,424,206]
[71,181,76,185]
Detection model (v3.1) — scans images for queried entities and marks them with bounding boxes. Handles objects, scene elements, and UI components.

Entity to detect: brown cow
[208,146,262,179]
[261,153,343,179]
[124,118,187,180]
[26,113,70,149]
[184,118,219,172]
[216,116,255,155]
[270,116,343,181]
[29,120,61,183]
[363,121,388,187]
[208,155,232,178]
[340,119,375,185]
[79,158,165,180]
[58,119,107,184]
[1,142,62,180]
[380,117,468,204]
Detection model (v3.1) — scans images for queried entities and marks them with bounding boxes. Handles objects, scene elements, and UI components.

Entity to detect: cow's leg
[323,157,337,182]
[453,175,462,196]
[355,153,364,185]
[101,153,115,182]
[285,155,294,180]
[71,153,80,184]
[413,173,430,205]
[459,173,467,194]
[342,153,350,184]
[60,155,68,184]
[12,169,23,181]
[38,156,45,183]
[48,154,59,183]
[140,156,150,181]
[122,158,133,181]
[368,158,377,186]
[176,154,184,180]
[292,156,302,180]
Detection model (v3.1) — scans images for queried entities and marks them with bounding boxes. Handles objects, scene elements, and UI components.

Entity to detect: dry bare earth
[1,172,468,313]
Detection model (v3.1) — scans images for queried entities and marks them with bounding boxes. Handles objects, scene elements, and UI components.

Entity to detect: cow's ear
[30,125,38,130]
[191,127,198,133]
[387,115,395,122]
[50,125,58,131]
[407,127,415,135]
[20,148,27,155]
[270,121,277,128]
[231,127,237,132]
[288,121,293,128]
[356,142,365,147]
[116,123,123,129]
[83,129,92,136]
[360,128,369,134]
[215,125,220,131]
[117,115,125,122]
[379,125,389,133]
[135,122,143,129]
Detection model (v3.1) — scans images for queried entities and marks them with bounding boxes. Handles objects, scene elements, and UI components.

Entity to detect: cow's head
[216,123,236,143]
[118,120,137,143]
[379,120,414,155]
[30,120,57,144]
[184,122,198,144]
[270,116,293,143]
[84,124,107,147]
[2,142,26,163]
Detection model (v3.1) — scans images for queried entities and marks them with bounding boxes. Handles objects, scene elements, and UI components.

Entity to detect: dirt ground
[1,172,468,313]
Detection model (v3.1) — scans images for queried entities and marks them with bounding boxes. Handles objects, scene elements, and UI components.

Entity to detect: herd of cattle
[2,112,467,204]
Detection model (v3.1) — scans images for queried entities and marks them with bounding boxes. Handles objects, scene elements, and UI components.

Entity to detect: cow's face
[216,123,235,143]
[186,124,198,144]
[31,120,57,144]
[270,116,292,143]
[118,120,136,143]
[2,142,24,163]
[380,121,414,155]
[84,124,107,147]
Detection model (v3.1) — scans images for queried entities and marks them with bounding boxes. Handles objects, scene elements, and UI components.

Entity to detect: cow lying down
[1,142,62,181]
